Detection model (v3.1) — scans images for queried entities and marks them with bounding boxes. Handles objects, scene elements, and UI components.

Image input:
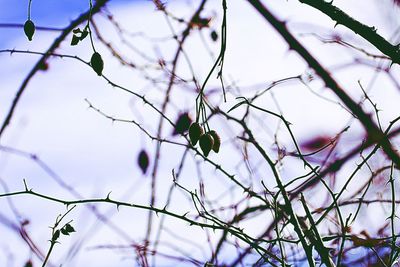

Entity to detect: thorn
[23,179,29,191]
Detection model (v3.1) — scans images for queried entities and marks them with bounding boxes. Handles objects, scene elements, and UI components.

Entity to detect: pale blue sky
[1,0,400,266]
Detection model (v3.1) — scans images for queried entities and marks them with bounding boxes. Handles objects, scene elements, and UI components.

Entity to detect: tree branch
[299,0,400,64]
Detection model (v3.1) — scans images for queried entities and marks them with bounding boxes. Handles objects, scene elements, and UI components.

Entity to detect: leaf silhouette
[138,149,150,175]
[173,112,192,135]
[90,52,104,76]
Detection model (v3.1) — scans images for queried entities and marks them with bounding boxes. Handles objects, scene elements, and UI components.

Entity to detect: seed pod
[189,122,203,146]
[210,30,218,42]
[90,52,104,76]
[209,130,221,153]
[173,112,192,135]
[199,133,214,157]
[24,19,35,41]
[137,149,149,175]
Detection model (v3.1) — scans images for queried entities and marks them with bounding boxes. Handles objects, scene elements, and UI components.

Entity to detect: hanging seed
[209,130,221,153]
[90,52,104,76]
[189,122,203,146]
[24,20,35,41]
[137,149,149,174]
[210,30,218,42]
[173,112,192,135]
[199,133,214,157]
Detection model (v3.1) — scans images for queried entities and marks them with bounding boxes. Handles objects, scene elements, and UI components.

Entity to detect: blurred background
[1,0,400,266]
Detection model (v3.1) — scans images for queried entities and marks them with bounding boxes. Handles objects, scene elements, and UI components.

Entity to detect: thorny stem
[144,1,209,260]
[389,162,397,265]
[300,194,335,267]
[299,0,400,64]
[41,206,76,267]
[247,0,400,168]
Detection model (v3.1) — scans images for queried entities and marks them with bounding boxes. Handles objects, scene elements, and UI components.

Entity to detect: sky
[1,0,400,266]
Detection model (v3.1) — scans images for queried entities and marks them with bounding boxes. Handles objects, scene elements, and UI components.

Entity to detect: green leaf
[61,228,69,235]
[71,35,80,46]
[65,223,75,233]
[80,30,89,41]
